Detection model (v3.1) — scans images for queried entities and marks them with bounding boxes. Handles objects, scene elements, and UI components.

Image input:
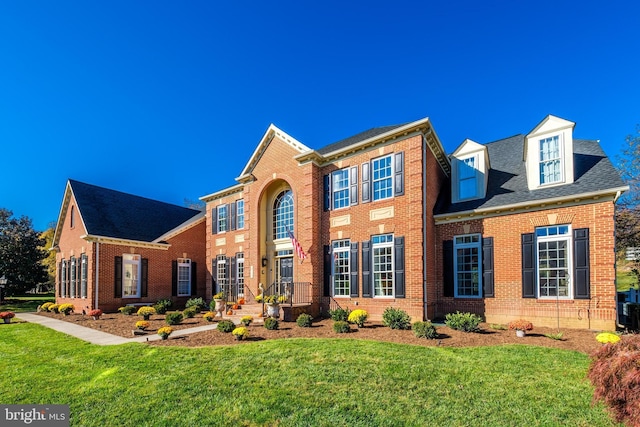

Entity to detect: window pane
[539,136,562,184]
[538,239,569,297]
[332,169,350,209]
[273,190,294,239]
[236,200,244,229]
[372,156,393,201]
[453,234,481,297]
[332,240,350,296]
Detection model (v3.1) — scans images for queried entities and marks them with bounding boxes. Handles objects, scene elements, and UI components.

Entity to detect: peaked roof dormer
[524,115,576,190]
[450,138,490,203]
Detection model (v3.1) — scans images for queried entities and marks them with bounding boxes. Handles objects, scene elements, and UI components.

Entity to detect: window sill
[536,298,574,303]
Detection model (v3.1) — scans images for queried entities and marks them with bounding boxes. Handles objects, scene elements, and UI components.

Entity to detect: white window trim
[372,234,394,298]
[538,134,564,186]
[177,258,191,297]
[372,155,394,202]
[331,169,350,210]
[457,155,478,201]
[122,254,141,298]
[331,239,350,297]
[453,234,482,299]
[217,205,228,233]
[237,253,245,296]
[236,200,245,230]
[535,225,573,300]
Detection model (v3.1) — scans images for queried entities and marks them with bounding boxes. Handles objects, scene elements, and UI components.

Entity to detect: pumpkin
[238,298,245,305]
[232,304,239,310]
[227,309,233,315]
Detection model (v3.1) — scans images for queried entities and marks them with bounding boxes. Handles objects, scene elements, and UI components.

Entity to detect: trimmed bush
[185,297,206,312]
[445,311,482,332]
[347,309,368,328]
[217,320,235,333]
[203,312,216,322]
[58,303,74,315]
[382,307,411,330]
[48,304,59,313]
[264,317,279,330]
[137,306,156,319]
[240,316,253,326]
[182,307,197,318]
[296,313,313,328]
[413,321,438,339]
[165,312,184,325]
[333,321,350,334]
[118,306,136,315]
[153,299,172,315]
[329,308,349,322]
[588,335,640,426]
[40,302,54,312]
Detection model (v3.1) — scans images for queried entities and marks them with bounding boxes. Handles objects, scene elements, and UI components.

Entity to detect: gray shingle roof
[69,180,201,242]
[316,124,408,155]
[435,135,626,215]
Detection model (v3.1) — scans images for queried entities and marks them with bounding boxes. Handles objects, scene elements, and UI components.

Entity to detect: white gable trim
[52,180,89,248]
[153,211,206,242]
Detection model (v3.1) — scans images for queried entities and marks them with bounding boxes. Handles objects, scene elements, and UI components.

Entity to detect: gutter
[422,134,429,320]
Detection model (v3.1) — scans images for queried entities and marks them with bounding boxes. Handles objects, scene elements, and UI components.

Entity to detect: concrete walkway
[16,313,219,346]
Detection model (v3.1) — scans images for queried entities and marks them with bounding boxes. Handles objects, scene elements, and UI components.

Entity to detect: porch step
[217,302,265,324]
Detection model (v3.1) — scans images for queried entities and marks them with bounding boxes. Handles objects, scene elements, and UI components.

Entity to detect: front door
[276,256,293,296]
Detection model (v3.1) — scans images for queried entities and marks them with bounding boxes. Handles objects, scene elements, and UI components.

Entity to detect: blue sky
[1,1,638,231]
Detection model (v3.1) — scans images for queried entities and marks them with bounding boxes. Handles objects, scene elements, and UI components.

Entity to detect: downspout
[422,134,429,320]
[94,240,100,310]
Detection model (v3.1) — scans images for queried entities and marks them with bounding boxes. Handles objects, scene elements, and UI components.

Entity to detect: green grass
[0,293,55,312]
[0,322,617,427]
[617,269,637,292]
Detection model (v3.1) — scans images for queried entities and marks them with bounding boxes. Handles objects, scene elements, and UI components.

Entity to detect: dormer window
[458,156,478,199]
[539,135,562,185]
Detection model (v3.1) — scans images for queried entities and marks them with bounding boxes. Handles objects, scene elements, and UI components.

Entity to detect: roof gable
[54,180,202,245]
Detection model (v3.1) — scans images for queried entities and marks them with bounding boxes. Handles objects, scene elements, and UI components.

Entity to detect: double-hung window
[332,169,350,209]
[372,234,394,296]
[458,156,477,200]
[123,254,141,297]
[332,240,350,296]
[536,225,571,298]
[70,257,77,298]
[236,200,245,229]
[80,254,88,298]
[454,234,482,298]
[372,155,393,201]
[177,258,191,297]
[237,253,245,296]
[539,135,562,185]
[216,255,227,294]
[217,205,228,233]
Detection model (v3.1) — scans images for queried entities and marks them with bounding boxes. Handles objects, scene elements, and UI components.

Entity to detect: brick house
[52,180,206,312]
[201,115,626,329]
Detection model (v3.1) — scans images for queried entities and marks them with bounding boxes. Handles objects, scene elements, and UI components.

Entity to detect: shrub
[240,315,253,326]
[88,309,102,317]
[333,321,350,333]
[58,303,75,315]
[182,307,197,318]
[544,332,564,341]
[135,320,150,330]
[157,326,173,338]
[329,308,349,322]
[588,335,640,426]
[508,319,533,331]
[232,327,249,340]
[0,311,16,319]
[153,298,173,315]
[118,306,136,315]
[382,307,411,330]
[489,323,507,330]
[445,311,482,332]
[264,317,279,330]
[413,321,438,339]
[217,320,235,333]
[347,309,368,327]
[185,297,206,312]
[254,294,263,303]
[596,332,621,344]
[137,306,156,319]
[48,304,59,313]
[296,313,313,328]
[40,302,54,312]
[165,312,184,325]
[213,292,225,300]
[203,312,216,322]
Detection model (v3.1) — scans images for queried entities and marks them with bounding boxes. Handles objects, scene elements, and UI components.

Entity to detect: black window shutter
[323,174,331,211]
[394,151,405,196]
[350,166,358,206]
[171,260,178,296]
[76,259,81,297]
[574,228,590,299]
[58,261,63,297]
[141,258,148,297]
[361,162,371,203]
[230,256,237,293]
[443,240,454,297]
[65,261,71,297]
[230,203,236,231]
[191,262,197,296]
[81,254,88,298]
[212,260,218,295]
[212,207,218,235]
[362,240,372,297]
[114,256,122,298]
[323,245,331,297]
[224,256,230,281]
[522,233,536,298]
[350,242,359,297]
[483,237,494,298]
[394,236,405,298]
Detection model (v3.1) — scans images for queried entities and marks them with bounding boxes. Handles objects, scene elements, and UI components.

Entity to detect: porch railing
[263,282,312,306]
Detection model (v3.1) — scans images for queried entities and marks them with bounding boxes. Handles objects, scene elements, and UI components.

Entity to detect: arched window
[273,190,293,239]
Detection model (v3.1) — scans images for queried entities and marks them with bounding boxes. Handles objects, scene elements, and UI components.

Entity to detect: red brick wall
[434,201,617,330]
[56,193,206,312]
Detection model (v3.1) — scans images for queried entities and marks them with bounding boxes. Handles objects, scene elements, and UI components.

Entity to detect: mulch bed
[34,311,604,354]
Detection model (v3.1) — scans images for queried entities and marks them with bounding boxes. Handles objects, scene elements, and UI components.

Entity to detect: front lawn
[0,293,55,312]
[0,323,616,426]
